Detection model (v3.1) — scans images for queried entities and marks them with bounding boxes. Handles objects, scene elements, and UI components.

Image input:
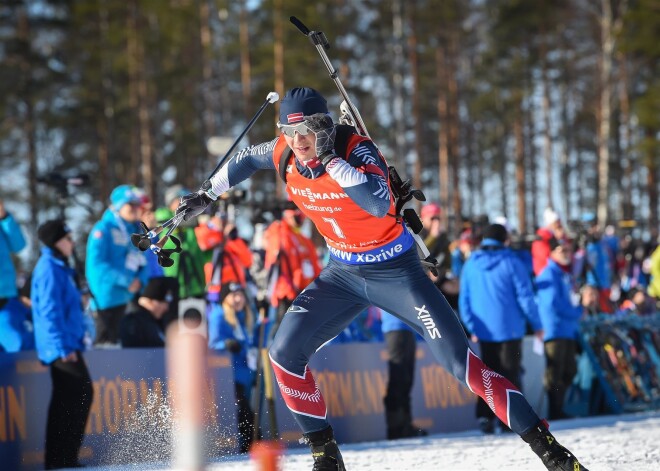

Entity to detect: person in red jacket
[195,211,253,302]
[263,206,322,337]
[532,207,567,276]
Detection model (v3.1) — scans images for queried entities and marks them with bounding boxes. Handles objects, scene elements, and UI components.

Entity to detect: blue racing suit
[203,131,542,437]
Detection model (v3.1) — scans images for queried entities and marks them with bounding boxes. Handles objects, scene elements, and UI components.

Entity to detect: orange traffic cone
[250,440,283,471]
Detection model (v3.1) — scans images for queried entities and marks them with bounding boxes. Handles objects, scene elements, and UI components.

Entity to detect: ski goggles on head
[277,121,311,138]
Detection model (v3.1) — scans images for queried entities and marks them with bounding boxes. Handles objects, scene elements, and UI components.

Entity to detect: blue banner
[1,339,545,469]
[0,349,238,470]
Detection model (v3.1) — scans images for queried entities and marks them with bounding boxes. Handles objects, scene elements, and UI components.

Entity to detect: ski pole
[131,92,280,266]
[289,17,440,275]
[290,16,370,140]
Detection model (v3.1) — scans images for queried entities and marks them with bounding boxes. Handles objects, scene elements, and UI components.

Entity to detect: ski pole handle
[207,91,280,180]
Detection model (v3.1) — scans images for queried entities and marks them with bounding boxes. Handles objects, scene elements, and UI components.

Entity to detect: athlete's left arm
[325,140,391,217]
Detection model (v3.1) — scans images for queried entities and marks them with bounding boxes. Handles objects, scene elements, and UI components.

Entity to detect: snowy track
[209,412,660,471]
[85,412,660,471]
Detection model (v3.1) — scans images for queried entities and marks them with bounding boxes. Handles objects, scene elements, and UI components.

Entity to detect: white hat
[493,216,513,233]
[543,207,560,227]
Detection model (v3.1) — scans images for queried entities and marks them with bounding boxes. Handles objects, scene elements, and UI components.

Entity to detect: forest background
[1,0,658,264]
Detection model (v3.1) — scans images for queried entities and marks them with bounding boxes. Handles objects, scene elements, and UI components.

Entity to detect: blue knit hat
[279,87,328,124]
[110,184,141,209]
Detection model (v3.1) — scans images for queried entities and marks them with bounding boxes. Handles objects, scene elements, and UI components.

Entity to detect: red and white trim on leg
[464,349,523,428]
[269,354,327,420]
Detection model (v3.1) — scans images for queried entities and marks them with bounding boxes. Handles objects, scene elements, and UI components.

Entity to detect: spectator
[86,185,149,346]
[420,203,459,309]
[532,207,565,276]
[450,229,473,279]
[134,190,165,279]
[580,285,601,316]
[0,199,34,352]
[263,206,321,339]
[419,203,451,274]
[195,210,254,304]
[648,241,660,302]
[207,282,259,453]
[574,214,613,313]
[535,240,585,420]
[155,185,209,300]
[0,297,34,353]
[621,241,651,295]
[617,287,657,316]
[602,225,621,282]
[459,223,543,434]
[0,199,26,300]
[120,276,174,347]
[381,311,427,440]
[32,219,93,469]
[348,306,383,342]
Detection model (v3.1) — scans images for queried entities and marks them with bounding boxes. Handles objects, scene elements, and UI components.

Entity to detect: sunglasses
[277,121,311,138]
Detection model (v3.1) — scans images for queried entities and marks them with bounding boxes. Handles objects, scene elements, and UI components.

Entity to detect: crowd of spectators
[1,188,660,459]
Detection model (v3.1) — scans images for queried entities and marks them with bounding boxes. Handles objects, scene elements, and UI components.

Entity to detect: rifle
[289,16,440,275]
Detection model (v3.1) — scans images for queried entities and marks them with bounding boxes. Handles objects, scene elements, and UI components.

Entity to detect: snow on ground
[85,411,659,471]
[207,412,660,471]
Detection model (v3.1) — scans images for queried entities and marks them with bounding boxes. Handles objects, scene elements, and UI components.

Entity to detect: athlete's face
[283,129,317,163]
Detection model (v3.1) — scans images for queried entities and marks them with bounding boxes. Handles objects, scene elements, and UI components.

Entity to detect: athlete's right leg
[364,248,589,470]
[268,263,368,434]
[268,264,367,470]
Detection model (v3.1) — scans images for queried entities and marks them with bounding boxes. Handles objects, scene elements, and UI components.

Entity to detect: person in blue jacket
[459,223,543,434]
[0,199,26,300]
[381,310,427,440]
[0,199,34,352]
[572,214,613,312]
[535,239,585,420]
[86,185,149,346]
[31,219,93,469]
[207,282,259,453]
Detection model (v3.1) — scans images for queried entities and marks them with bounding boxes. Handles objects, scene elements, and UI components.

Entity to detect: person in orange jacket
[263,206,321,336]
[195,211,253,304]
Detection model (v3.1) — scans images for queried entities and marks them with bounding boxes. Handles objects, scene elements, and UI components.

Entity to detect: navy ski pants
[269,246,541,436]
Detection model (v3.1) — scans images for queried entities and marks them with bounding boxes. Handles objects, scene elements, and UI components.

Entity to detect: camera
[220,188,248,205]
[37,172,90,197]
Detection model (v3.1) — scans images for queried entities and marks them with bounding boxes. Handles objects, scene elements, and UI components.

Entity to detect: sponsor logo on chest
[290,186,349,203]
[328,244,404,263]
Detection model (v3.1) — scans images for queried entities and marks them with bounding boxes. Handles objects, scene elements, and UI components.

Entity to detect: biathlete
[175,87,589,471]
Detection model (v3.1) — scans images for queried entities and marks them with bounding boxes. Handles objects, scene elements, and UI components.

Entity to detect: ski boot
[522,421,589,471]
[478,417,495,435]
[301,425,346,471]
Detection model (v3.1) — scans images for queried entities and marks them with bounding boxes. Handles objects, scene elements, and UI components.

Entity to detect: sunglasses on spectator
[277,121,311,138]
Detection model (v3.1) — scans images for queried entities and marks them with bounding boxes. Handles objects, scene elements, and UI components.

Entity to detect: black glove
[304,113,337,165]
[175,180,217,221]
[224,338,242,353]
